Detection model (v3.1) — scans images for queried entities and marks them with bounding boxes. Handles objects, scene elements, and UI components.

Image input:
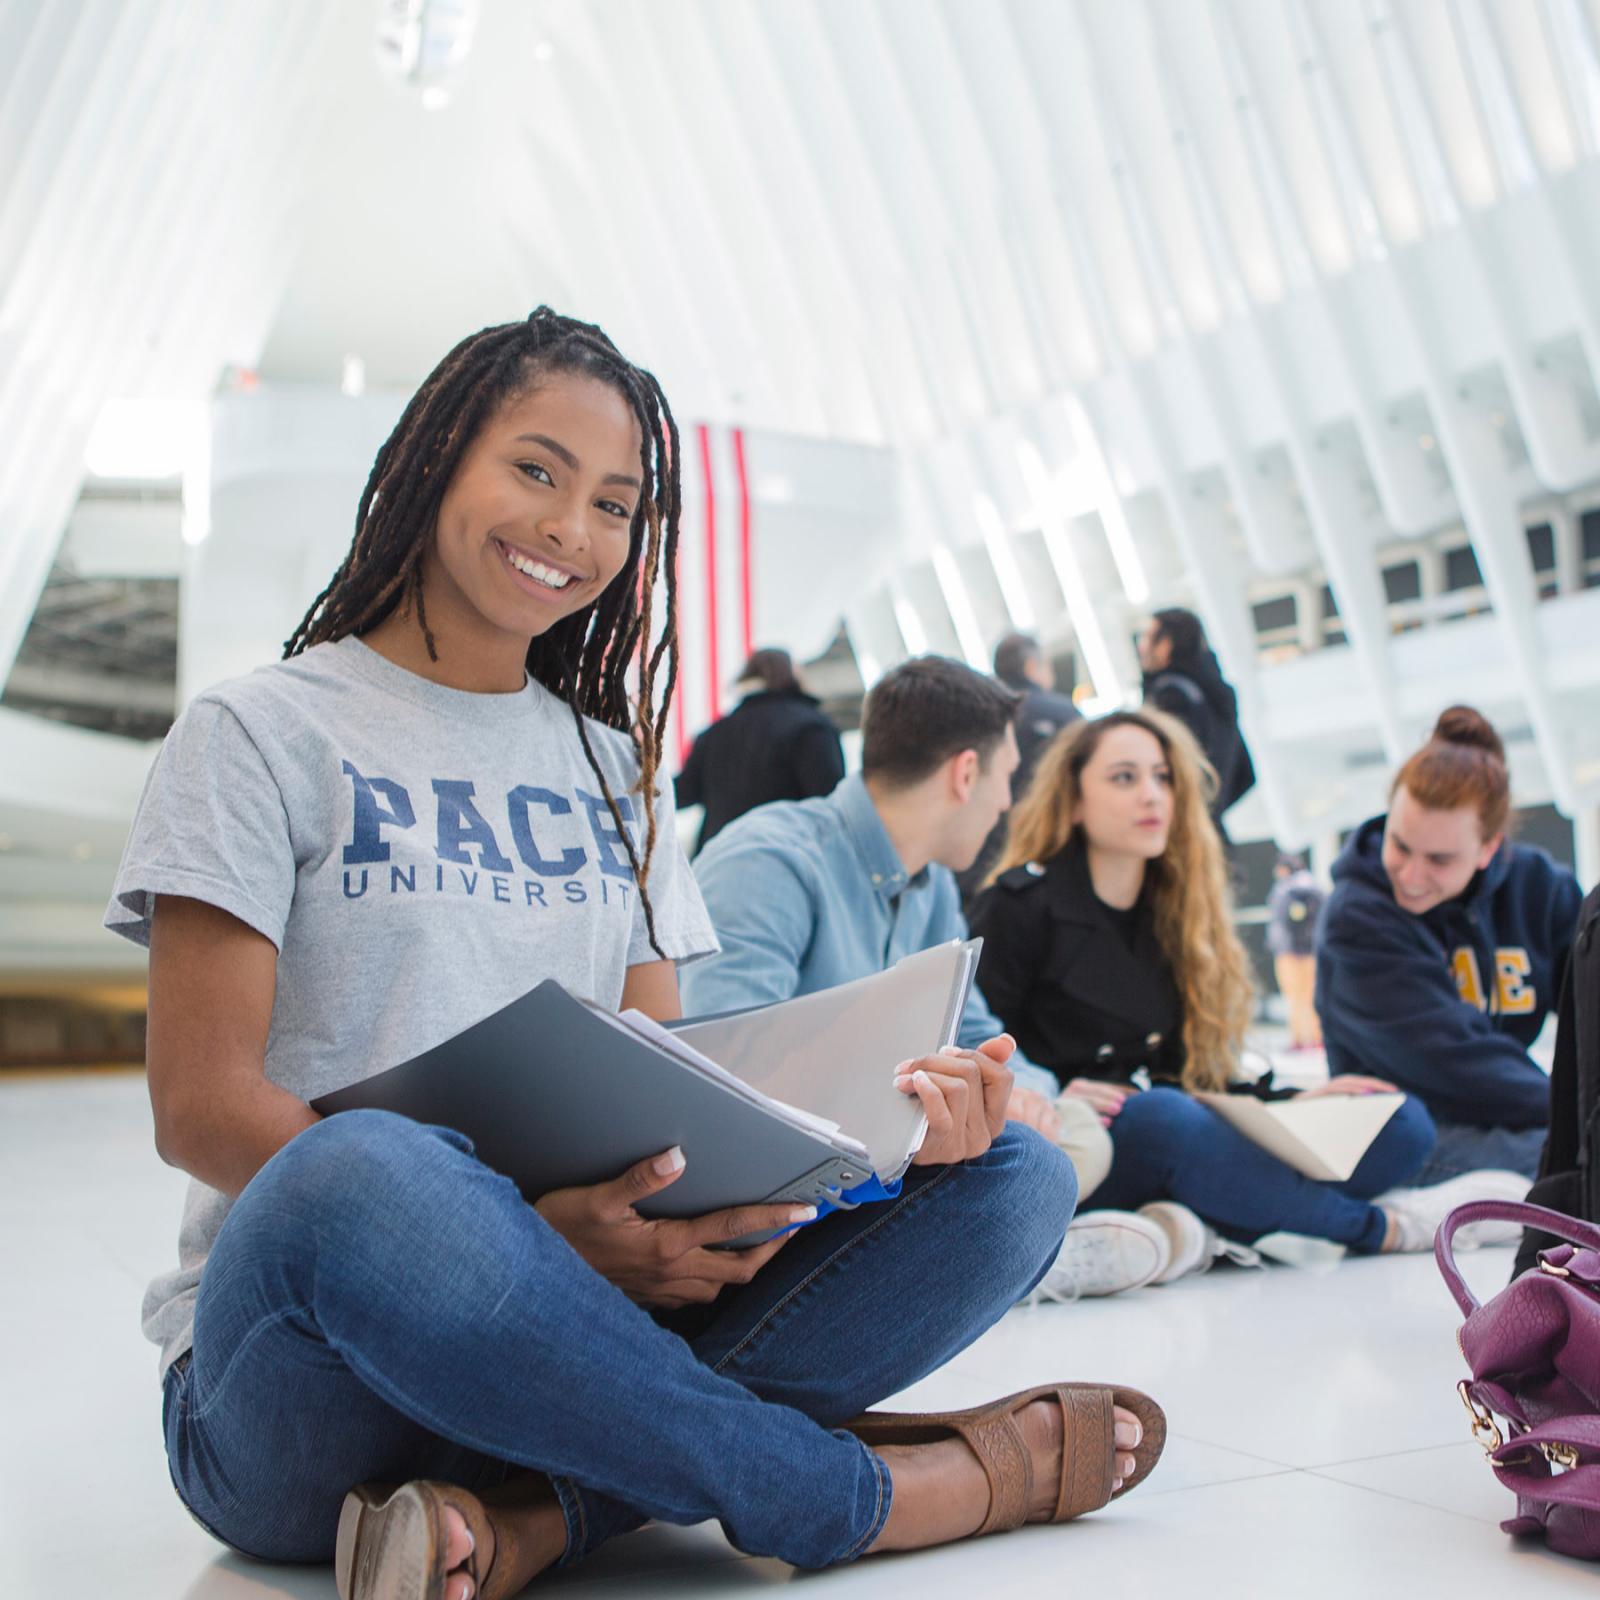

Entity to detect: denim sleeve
[682,834,817,1015]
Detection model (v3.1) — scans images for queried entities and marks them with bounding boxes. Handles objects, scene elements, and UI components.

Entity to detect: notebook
[312,940,982,1236]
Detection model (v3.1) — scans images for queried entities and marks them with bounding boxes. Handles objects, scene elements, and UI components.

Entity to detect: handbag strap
[1435,1201,1600,1315]
[1493,1415,1600,1455]
[1492,1460,1600,1512]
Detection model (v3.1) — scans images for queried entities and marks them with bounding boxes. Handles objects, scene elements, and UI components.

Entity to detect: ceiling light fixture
[375,0,480,100]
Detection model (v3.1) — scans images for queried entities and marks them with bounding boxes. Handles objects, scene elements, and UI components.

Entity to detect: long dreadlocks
[283,307,682,957]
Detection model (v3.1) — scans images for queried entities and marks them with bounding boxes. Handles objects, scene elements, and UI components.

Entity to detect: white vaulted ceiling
[4,0,1600,973]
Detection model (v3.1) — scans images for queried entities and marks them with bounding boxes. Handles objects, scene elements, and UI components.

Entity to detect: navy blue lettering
[343,869,369,899]
[432,780,515,872]
[563,880,588,904]
[492,876,510,904]
[505,785,587,877]
[390,865,415,893]
[576,788,636,881]
[458,869,479,896]
[342,761,416,864]
[436,864,445,891]
[524,881,547,907]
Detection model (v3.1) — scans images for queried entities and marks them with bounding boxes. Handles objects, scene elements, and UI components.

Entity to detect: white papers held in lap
[620,1009,860,1153]
[667,939,981,1184]
[1193,1091,1406,1182]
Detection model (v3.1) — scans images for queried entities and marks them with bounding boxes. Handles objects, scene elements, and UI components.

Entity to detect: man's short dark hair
[736,647,800,695]
[1152,607,1205,662]
[992,632,1041,688]
[861,656,1022,788]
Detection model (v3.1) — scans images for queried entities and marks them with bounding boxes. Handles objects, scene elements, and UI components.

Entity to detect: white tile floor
[4,1070,1593,1598]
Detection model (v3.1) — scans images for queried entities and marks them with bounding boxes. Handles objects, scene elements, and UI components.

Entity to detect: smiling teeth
[502,544,571,589]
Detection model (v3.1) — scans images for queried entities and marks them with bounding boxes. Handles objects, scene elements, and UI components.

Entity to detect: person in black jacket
[674,648,845,855]
[957,632,1080,903]
[1317,706,1584,1184]
[1137,608,1254,841]
[968,709,1525,1283]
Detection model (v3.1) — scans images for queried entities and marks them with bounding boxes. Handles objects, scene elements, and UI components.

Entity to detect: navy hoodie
[1316,816,1582,1129]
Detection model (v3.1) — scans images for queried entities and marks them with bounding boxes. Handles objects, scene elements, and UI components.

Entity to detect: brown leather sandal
[843,1383,1166,1533]
[334,1475,552,1600]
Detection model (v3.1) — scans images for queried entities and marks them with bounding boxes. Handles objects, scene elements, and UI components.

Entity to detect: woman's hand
[535,1148,813,1309]
[1295,1074,1399,1100]
[1061,1078,1131,1125]
[899,1035,1013,1166]
[1007,1086,1062,1142]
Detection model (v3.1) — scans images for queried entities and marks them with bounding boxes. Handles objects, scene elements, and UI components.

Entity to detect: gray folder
[311,940,981,1235]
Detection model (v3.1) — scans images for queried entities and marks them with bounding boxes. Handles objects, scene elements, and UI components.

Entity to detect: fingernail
[789,1205,817,1223]
[914,1070,932,1085]
[653,1147,685,1176]
[463,1527,475,1555]
[893,1059,914,1075]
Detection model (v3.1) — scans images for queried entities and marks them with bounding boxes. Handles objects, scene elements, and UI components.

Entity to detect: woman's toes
[1119,1451,1136,1479]
[441,1504,476,1571]
[1113,1407,1142,1451]
[446,1576,474,1600]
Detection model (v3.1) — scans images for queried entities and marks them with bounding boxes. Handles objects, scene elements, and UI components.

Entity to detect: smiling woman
[284,308,680,947]
[1317,706,1583,1187]
[102,307,1145,1600]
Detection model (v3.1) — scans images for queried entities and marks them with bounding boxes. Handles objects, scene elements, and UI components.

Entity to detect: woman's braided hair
[283,307,681,956]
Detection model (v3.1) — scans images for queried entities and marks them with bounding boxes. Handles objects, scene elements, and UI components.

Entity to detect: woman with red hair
[1317,707,1584,1184]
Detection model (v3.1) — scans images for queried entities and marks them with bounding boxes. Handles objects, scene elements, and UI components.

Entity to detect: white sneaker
[1376,1169,1532,1253]
[1139,1201,1264,1282]
[1030,1210,1171,1302]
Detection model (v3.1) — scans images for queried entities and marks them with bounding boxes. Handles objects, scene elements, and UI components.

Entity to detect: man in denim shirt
[686,658,1153,1297]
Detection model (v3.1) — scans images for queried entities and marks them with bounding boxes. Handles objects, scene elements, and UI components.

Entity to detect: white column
[182,386,404,706]
[1575,804,1600,894]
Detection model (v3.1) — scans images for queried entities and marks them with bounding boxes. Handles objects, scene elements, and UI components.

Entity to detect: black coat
[967,839,1186,1091]
[1012,682,1081,792]
[1143,646,1255,822]
[674,690,845,854]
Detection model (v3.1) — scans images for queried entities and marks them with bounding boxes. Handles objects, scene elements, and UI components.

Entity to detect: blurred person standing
[957,631,1080,903]
[1137,608,1255,845]
[674,647,845,855]
[1267,853,1325,1050]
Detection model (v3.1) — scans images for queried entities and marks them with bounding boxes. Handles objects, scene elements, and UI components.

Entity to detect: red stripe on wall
[697,423,720,723]
[732,426,752,659]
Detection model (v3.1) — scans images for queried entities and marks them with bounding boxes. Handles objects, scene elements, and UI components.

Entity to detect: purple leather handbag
[1437,1200,1600,1559]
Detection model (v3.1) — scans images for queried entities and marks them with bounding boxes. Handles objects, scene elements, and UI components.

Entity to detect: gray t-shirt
[107,637,717,1376]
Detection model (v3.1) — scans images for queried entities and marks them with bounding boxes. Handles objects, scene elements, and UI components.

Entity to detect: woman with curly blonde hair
[968,709,1453,1296]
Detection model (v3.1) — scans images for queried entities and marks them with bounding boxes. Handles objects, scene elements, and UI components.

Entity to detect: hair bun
[1432,705,1504,763]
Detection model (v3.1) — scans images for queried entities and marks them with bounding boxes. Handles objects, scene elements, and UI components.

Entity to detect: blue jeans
[1092,1088,1436,1254]
[1412,1120,1546,1185]
[161,1110,1075,1571]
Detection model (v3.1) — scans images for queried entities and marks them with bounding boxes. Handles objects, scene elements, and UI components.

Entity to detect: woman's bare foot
[866,1401,1142,1553]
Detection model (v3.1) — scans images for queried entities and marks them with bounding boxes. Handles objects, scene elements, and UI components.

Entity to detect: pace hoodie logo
[336,760,637,912]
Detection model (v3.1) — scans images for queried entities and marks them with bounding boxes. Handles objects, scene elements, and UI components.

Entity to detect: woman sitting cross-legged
[968,709,1520,1300]
[108,311,1163,1600]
